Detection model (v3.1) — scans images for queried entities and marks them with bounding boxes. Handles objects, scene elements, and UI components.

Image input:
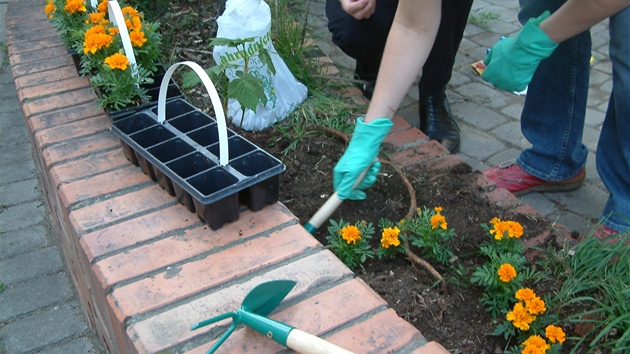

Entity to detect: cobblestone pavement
[0,1,106,352]
[305,0,612,237]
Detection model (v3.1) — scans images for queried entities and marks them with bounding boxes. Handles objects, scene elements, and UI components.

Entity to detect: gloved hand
[333,117,393,200]
[482,11,558,92]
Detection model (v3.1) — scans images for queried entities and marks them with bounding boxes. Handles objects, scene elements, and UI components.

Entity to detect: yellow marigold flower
[340,225,361,245]
[83,25,113,54]
[64,0,86,14]
[45,0,55,18]
[497,263,517,282]
[381,227,401,249]
[399,219,405,225]
[129,30,147,47]
[489,217,501,225]
[104,53,129,70]
[525,296,546,315]
[521,335,550,354]
[545,325,566,344]
[97,0,108,14]
[431,214,447,230]
[507,302,536,331]
[434,206,443,213]
[515,287,536,301]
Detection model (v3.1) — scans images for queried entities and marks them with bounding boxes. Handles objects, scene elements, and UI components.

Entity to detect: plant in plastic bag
[182,37,276,128]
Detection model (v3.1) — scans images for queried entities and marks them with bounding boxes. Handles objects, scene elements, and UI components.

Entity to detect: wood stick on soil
[308,125,447,293]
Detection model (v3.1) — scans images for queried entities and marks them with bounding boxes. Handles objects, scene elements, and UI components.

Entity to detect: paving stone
[0,224,49,259]
[0,247,64,285]
[0,272,73,322]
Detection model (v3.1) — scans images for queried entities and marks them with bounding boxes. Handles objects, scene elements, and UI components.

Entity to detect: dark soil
[155,1,559,352]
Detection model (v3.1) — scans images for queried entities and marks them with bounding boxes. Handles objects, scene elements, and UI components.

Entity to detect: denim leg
[515,0,591,181]
[596,7,630,233]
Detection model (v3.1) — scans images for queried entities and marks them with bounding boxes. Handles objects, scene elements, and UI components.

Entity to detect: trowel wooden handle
[287,329,354,354]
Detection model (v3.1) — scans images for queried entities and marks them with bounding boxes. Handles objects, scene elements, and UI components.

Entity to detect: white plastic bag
[213,0,308,131]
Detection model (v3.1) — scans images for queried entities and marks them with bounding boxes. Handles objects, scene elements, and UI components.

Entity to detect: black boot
[418,94,460,153]
[354,62,377,100]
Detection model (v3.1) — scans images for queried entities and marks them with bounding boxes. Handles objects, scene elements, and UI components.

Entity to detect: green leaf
[227,71,267,112]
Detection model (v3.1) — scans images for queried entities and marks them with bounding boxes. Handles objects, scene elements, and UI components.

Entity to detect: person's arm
[364,0,442,123]
[540,0,630,43]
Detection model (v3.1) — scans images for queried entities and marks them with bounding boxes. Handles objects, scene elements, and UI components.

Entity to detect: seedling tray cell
[110,61,286,230]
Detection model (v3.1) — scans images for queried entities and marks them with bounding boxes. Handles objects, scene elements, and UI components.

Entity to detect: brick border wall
[6,1,567,353]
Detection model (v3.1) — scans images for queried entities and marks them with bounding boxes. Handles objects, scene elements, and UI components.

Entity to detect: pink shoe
[483,162,585,196]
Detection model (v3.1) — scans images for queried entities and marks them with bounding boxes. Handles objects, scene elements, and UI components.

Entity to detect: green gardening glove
[333,117,393,200]
[482,11,558,92]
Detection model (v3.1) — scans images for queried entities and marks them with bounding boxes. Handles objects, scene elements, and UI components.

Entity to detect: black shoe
[354,63,377,100]
[419,94,460,153]
[359,80,376,99]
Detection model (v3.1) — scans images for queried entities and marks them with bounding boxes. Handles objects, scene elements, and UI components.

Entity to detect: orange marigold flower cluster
[381,227,401,249]
[64,0,86,14]
[97,0,108,14]
[45,0,55,18]
[489,218,524,240]
[521,335,551,354]
[87,12,108,25]
[340,225,361,245]
[104,53,129,70]
[83,25,113,54]
[545,324,566,344]
[497,263,517,282]
[430,207,448,230]
[120,6,147,48]
[507,288,547,331]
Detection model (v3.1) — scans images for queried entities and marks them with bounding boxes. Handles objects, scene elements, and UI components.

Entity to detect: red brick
[421,154,468,172]
[108,224,323,318]
[33,115,110,149]
[513,204,541,217]
[484,188,523,210]
[327,309,423,353]
[68,185,176,235]
[144,251,355,354]
[9,44,68,66]
[476,172,496,191]
[27,101,104,132]
[18,76,90,100]
[391,115,412,133]
[93,205,299,288]
[41,131,120,167]
[15,66,82,89]
[49,149,130,187]
[59,166,151,208]
[182,279,389,354]
[391,140,449,168]
[383,128,426,150]
[412,341,450,354]
[11,56,73,78]
[80,204,199,261]
[8,35,63,56]
[5,5,48,26]
[22,86,96,116]
[6,21,54,43]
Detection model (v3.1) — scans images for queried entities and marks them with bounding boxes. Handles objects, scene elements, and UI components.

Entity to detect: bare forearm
[540,0,630,43]
[364,0,441,123]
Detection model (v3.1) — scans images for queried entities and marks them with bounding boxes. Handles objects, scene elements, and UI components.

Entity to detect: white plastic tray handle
[107,0,138,77]
[158,61,230,167]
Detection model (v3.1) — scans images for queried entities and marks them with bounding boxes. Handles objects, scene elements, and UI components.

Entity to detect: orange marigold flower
[83,25,113,54]
[521,335,550,354]
[515,287,536,301]
[507,302,536,331]
[97,0,108,14]
[108,27,120,36]
[434,206,443,213]
[87,12,108,25]
[45,0,55,18]
[525,296,546,315]
[340,225,361,245]
[121,6,140,18]
[489,217,501,225]
[490,220,524,240]
[431,214,447,230]
[497,263,517,282]
[129,30,147,47]
[132,16,143,31]
[381,227,401,249]
[64,0,86,14]
[104,53,129,70]
[545,325,566,344]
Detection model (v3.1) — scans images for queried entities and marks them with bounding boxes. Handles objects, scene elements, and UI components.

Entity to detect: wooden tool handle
[286,329,354,354]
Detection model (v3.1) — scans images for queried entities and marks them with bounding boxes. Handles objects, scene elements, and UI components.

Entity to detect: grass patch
[468,11,500,29]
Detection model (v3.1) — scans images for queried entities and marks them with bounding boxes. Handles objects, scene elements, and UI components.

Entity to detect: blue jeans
[516,0,630,232]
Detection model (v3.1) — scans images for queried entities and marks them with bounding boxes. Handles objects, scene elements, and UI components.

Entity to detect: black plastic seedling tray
[111,98,285,230]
